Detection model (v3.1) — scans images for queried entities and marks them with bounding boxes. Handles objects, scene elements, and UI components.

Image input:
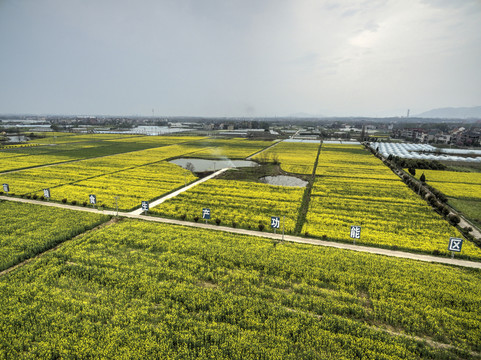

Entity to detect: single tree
[185,162,195,172]
[420,173,426,183]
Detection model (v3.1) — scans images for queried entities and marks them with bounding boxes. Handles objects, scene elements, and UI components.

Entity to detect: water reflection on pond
[170,158,258,172]
[6,135,28,143]
[259,175,308,187]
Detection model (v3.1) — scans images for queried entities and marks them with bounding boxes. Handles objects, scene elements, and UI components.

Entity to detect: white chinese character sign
[43,188,50,199]
[89,194,97,205]
[202,208,211,219]
[271,216,280,229]
[448,238,463,252]
[141,201,149,212]
[350,226,361,239]
[3,184,9,193]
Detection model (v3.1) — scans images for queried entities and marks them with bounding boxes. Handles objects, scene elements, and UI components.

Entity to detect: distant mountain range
[416,106,481,119]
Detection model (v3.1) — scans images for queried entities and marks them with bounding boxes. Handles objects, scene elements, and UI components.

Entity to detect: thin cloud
[0,0,479,117]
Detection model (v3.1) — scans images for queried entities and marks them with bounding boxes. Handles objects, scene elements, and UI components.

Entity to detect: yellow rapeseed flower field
[151,179,304,232]
[253,141,320,174]
[413,169,481,200]
[306,144,481,259]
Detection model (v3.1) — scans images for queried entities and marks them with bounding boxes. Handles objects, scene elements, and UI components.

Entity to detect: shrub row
[387,155,447,170]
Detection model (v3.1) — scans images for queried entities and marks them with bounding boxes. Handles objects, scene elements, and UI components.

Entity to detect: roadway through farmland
[1,195,480,269]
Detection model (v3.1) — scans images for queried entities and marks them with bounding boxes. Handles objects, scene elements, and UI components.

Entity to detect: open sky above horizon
[1,0,480,118]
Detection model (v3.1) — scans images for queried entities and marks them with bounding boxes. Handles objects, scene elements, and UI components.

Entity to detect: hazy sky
[1,0,480,117]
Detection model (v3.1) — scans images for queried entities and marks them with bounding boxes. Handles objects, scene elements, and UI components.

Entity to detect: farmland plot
[151,179,304,232]
[0,219,479,359]
[305,145,481,259]
[0,201,108,271]
[253,141,320,174]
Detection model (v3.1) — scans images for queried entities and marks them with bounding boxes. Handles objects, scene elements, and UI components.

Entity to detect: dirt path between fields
[374,325,481,357]
[129,168,230,215]
[0,157,100,175]
[0,137,206,175]
[0,141,149,175]
[1,195,480,269]
[245,140,283,160]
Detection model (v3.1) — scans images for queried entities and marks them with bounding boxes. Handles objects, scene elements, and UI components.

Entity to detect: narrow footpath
[1,195,480,269]
[129,168,230,215]
[245,140,282,160]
